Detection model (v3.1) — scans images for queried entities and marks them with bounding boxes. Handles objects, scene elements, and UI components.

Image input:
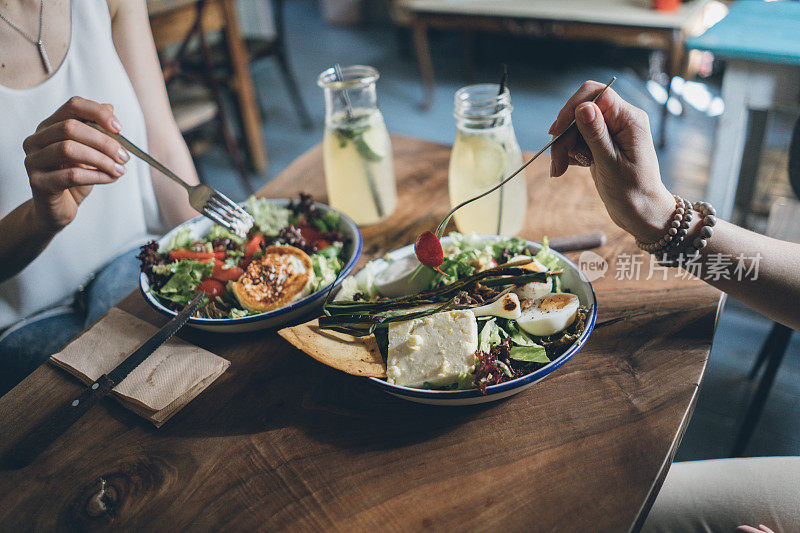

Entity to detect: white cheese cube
[386,310,478,387]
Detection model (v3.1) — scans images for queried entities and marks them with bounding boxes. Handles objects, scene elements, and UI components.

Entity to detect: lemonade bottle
[318,65,397,225]
[448,84,527,236]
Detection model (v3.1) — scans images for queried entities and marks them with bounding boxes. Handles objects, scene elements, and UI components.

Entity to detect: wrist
[628,189,678,243]
[28,199,65,238]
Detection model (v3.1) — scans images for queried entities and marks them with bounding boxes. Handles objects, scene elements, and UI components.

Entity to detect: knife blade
[1,293,205,469]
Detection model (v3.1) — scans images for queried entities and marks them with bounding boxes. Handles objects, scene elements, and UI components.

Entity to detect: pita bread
[278,319,387,378]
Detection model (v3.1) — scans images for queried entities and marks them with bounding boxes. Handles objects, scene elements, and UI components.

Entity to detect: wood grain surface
[0,136,721,532]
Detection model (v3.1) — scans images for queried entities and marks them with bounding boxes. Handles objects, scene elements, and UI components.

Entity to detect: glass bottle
[448,84,527,236]
[317,65,397,225]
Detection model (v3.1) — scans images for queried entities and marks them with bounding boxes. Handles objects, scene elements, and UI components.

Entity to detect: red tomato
[212,261,244,282]
[297,223,321,244]
[197,279,225,299]
[169,248,226,261]
[414,231,444,269]
[244,234,265,258]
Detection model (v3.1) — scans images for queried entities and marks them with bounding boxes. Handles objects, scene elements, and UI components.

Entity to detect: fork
[434,76,616,238]
[86,122,254,237]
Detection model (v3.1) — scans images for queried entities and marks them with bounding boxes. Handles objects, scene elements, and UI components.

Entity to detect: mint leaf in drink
[353,136,382,162]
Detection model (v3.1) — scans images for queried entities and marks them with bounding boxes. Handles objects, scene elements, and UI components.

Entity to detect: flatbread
[278,319,387,378]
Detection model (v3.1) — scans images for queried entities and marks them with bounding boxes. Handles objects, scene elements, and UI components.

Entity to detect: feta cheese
[386,310,478,387]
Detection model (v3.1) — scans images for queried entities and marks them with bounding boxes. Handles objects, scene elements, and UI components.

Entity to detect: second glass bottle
[448,84,527,236]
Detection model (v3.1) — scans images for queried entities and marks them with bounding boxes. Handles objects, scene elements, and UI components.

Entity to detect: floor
[196,0,799,460]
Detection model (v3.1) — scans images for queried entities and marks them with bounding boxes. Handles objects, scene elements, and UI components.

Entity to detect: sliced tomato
[244,233,265,258]
[197,279,225,299]
[296,223,320,244]
[212,262,244,282]
[296,223,331,249]
[169,248,226,261]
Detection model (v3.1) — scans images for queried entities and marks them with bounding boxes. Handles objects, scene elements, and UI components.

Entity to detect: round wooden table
[0,136,721,531]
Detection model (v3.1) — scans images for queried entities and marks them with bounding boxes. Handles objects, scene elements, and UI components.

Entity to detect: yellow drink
[448,126,527,236]
[323,109,396,225]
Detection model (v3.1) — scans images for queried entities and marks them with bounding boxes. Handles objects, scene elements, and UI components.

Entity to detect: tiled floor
[197,0,799,460]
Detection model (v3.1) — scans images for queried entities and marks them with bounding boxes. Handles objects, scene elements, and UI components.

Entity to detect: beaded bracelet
[683,201,717,259]
[653,201,718,266]
[636,195,693,255]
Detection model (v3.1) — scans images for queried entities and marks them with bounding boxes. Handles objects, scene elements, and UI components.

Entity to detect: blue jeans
[0,247,142,397]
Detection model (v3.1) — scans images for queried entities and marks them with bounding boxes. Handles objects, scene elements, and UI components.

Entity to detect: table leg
[412,18,435,111]
[221,0,268,173]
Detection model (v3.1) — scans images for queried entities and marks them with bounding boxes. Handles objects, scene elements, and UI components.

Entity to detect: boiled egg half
[507,255,553,301]
[517,292,580,337]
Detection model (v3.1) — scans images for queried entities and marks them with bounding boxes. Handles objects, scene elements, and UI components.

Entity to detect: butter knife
[1,293,204,469]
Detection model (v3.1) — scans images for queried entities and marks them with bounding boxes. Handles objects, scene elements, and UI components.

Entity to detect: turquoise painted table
[687,1,800,219]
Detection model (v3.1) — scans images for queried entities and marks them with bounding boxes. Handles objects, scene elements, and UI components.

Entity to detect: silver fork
[87,122,254,237]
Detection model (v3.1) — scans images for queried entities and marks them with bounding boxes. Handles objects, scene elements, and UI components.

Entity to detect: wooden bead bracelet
[637,197,718,265]
[683,201,717,259]
[636,195,693,255]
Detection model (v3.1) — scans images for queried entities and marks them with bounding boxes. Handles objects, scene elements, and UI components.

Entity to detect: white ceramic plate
[140,199,362,332]
[355,235,597,405]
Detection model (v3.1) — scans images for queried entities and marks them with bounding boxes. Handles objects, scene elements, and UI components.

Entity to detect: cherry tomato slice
[169,248,226,261]
[414,231,444,269]
[244,234,265,259]
[212,261,244,282]
[297,223,322,245]
[197,279,226,299]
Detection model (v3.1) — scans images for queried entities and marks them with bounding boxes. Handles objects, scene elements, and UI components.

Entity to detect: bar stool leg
[732,323,792,457]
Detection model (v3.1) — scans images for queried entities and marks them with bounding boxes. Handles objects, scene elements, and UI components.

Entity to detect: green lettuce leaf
[245,196,291,235]
[154,259,213,306]
[534,236,561,272]
[208,224,244,245]
[167,226,194,251]
[478,318,505,353]
[309,252,343,292]
[503,320,539,347]
[510,345,550,363]
[228,308,254,319]
[456,371,475,389]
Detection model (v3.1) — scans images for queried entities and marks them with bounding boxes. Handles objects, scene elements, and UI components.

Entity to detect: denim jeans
[0,247,142,396]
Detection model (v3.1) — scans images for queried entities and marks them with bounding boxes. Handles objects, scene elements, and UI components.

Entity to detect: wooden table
[148,0,268,173]
[393,0,717,145]
[686,1,800,220]
[0,136,720,531]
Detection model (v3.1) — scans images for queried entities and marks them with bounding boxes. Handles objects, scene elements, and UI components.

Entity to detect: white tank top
[0,0,161,329]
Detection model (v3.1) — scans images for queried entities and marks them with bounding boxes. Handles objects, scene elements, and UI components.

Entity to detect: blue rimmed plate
[360,236,597,405]
[140,199,362,333]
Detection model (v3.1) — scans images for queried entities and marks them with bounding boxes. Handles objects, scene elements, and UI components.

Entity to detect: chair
[153,0,254,195]
[239,0,313,130]
[730,117,800,457]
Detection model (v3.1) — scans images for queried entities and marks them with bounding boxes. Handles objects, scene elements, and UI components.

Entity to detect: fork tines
[203,191,254,238]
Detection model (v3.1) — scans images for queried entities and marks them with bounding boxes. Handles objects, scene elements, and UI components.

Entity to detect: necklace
[0,0,51,74]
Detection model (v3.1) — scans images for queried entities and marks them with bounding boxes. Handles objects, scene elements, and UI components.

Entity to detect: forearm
[0,200,57,282]
[110,0,199,230]
[146,125,201,228]
[684,219,800,330]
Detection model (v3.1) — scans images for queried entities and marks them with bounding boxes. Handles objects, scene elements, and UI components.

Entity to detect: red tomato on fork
[414,231,445,273]
[197,279,226,299]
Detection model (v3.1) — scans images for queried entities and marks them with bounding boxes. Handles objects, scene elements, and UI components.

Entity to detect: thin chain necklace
[0,0,52,73]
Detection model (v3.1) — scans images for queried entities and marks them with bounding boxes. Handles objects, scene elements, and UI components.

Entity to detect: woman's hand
[737,525,775,533]
[22,96,130,233]
[549,81,676,242]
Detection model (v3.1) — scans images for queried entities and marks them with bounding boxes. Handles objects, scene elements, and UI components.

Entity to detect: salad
[320,233,588,393]
[139,194,350,319]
